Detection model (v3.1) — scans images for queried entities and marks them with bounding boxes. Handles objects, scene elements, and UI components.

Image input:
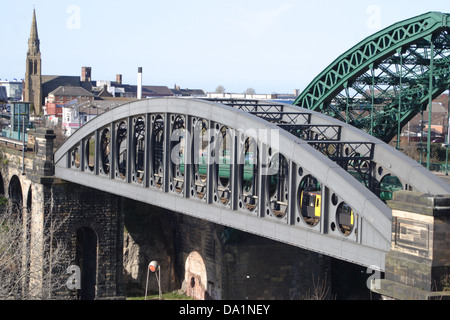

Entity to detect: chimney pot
[137,67,143,99]
[82,66,92,82]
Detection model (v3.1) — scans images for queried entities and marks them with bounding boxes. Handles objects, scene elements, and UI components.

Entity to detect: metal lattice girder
[209,99,369,167]
[278,124,342,141]
[213,98,450,195]
[293,12,450,142]
[249,112,311,124]
[307,141,374,161]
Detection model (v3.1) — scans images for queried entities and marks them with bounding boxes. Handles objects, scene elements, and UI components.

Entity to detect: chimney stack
[137,67,143,99]
[81,67,92,82]
[116,74,122,85]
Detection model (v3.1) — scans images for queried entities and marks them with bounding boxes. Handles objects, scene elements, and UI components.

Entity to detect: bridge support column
[26,128,124,300]
[31,128,56,177]
[371,191,450,299]
[26,128,56,299]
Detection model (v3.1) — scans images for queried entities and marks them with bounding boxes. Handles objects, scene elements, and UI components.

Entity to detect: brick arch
[0,163,32,207]
[64,219,105,246]
[26,186,32,213]
[75,227,98,300]
[8,175,23,216]
[0,171,5,196]
[58,186,108,246]
[63,222,101,300]
[184,251,208,300]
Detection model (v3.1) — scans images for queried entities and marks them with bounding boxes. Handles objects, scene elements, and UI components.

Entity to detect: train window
[336,202,354,236]
[170,115,185,194]
[379,175,403,202]
[216,126,232,205]
[268,153,288,219]
[193,118,208,199]
[151,115,164,189]
[241,137,258,212]
[298,175,321,227]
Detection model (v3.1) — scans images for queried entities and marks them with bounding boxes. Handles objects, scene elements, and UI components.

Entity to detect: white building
[0,80,23,101]
[62,101,102,137]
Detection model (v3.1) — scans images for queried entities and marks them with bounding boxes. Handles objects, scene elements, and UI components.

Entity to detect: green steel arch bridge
[293,11,450,158]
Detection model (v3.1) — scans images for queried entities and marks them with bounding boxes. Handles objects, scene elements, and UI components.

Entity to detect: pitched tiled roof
[170,87,206,96]
[142,85,174,97]
[49,85,94,97]
[41,75,93,103]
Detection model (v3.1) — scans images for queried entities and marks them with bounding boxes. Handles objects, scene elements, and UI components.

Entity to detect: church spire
[24,8,42,115]
[28,9,40,55]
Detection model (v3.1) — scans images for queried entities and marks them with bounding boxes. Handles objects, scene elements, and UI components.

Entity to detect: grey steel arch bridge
[54,97,450,271]
[54,12,450,271]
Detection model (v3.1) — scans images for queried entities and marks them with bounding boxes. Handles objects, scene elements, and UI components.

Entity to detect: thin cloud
[232,3,293,38]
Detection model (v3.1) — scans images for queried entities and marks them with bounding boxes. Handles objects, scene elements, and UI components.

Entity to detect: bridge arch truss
[294,11,450,143]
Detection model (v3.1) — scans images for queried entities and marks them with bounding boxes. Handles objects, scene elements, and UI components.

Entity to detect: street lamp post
[22,115,26,175]
[145,261,161,300]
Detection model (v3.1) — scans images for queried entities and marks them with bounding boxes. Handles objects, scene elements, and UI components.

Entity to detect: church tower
[24,9,42,115]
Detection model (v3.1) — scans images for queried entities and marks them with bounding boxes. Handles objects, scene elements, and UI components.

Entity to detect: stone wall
[49,180,125,300]
[122,199,179,297]
[173,213,223,300]
[119,199,335,300]
[373,191,450,299]
[220,231,332,300]
[120,200,379,300]
[0,129,125,300]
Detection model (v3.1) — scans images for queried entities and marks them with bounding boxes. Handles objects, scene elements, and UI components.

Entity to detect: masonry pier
[372,191,450,299]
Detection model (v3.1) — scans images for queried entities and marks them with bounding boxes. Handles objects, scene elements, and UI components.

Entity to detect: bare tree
[0,197,69,300]
[37,117,68,149]
[302,274,332,300]
[215,85,226,94]
[245,88,256,95]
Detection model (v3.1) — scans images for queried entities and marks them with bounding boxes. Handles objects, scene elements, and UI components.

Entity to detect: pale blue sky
[0,1,449,93]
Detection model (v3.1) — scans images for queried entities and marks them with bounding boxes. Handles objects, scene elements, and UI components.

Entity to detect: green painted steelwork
[294,12,450,144]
